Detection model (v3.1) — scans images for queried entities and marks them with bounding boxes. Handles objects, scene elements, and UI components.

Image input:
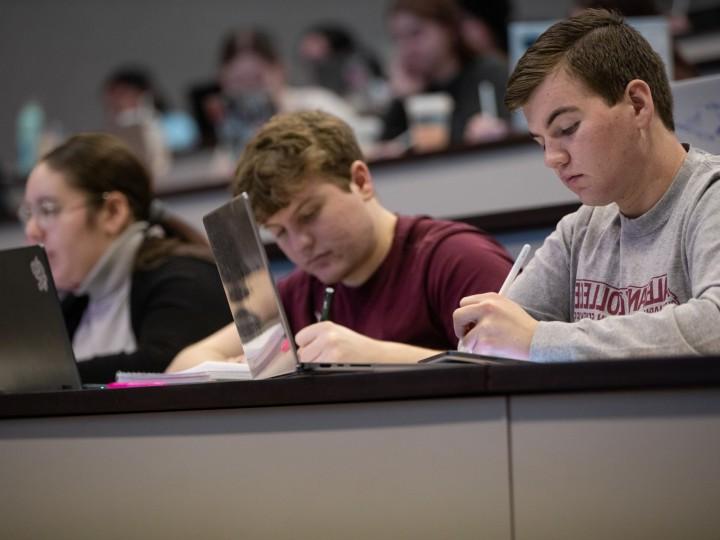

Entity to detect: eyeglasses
[17,196,104,229]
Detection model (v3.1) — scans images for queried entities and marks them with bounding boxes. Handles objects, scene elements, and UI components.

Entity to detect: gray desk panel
[0,396,511,540]
[510,388,720,540]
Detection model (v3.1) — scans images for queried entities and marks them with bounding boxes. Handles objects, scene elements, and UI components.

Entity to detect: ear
[349,160,375,201]
[625,79,655,128]
[97,191,133,236]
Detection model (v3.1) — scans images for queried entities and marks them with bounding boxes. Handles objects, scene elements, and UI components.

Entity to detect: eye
[38,200,61,218]
[560,121,580,137]
[297,206,319,224]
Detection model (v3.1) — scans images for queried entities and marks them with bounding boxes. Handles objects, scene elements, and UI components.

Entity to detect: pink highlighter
[106,381,168,389]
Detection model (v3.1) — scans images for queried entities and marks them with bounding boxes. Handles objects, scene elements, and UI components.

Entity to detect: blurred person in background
[102,67,174,177]
[376,0,510,156]
[457,0,511,59]
[190,28,360,156]
[297,22,391,114]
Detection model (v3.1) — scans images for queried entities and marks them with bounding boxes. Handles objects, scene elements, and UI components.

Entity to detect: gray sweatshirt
[507,146,720,361]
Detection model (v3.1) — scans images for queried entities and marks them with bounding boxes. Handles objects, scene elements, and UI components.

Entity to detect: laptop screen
[0,245,82,393]
[203,192,298,379]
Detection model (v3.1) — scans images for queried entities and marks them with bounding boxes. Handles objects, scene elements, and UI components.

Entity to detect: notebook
[202,192,519,379]
[0,245,82,393]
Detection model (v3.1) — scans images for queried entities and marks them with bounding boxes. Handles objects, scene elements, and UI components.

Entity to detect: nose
[544,142,570,170]
[289,228,314,255]
[24,215,45,244]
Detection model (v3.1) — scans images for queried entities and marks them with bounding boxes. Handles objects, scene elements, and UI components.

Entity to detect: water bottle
[16,100,45,176]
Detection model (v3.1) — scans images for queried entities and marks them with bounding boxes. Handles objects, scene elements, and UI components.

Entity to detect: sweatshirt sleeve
[526,180,720,362]
[506,212,577,323]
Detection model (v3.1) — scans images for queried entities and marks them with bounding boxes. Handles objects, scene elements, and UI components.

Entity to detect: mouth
[306,252,332,267]
[561,173,583,185]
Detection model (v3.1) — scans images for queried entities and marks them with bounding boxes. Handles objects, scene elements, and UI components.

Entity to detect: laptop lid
[0,245,82,393]
[203,192,298,379]
[672,73,720,155]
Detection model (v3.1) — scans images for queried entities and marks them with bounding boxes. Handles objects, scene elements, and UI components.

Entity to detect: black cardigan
[62,255,232,384]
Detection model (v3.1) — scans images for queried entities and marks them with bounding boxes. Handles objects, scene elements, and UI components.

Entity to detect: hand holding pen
[453,244,538,360]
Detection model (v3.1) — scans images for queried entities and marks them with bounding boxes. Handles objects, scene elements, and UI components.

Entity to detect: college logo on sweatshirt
[574,275,679,321]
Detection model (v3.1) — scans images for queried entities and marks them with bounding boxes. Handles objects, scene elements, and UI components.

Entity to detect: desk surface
[2,356,719,419]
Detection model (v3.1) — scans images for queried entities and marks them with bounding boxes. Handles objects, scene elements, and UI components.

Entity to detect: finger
[297,336,325,363]
[453,304,485,338]
[461,328,481,354]
[295,321,331,347]
[459,293,495,307]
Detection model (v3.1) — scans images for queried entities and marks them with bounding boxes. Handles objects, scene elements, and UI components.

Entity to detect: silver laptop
[0,245,82,393]
[202,193,504,379]
[672,73,720,155]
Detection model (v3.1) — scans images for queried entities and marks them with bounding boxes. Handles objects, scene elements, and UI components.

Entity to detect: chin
[312,270,341,285]
[309,264,345,285]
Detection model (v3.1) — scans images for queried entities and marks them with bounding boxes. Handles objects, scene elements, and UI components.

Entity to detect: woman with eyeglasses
[20,133,232,383]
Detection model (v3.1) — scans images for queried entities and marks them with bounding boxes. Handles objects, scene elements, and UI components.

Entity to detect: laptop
[0,245,82,393]
[202,192,521,379]
[672,73,720,156]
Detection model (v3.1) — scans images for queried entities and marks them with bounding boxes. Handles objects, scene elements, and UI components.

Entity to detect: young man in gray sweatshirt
[454,9,720,361]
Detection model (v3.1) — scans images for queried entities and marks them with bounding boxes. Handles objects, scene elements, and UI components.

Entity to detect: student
[20,133,233,383]
[453,9,720,361]
[297,23,390,114]
[190,27,360,153]
[102,67,172,178]
[457,0,512,59]
[378,0,510,150]
[168,110,512,370]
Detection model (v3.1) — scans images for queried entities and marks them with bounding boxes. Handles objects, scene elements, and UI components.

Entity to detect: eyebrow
[528,106,580,138]
[264,196,320,229]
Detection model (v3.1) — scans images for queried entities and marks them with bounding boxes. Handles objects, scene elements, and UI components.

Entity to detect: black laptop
[0,245,82,393]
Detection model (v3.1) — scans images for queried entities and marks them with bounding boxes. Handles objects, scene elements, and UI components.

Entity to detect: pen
[320,286,335,321]
[458,243,532,352]
[498,243,531,296]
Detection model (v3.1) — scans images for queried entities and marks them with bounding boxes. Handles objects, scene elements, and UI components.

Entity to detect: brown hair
[504,9,674,130]
[232,110,364,222]
[387,0,475,65]
[41,133,211,268]
[219,28,279,67]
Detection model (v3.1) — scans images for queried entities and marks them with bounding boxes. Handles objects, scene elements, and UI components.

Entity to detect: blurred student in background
[102,67,172,178]
[297,22,391,114]
[457,0,511,59]
[377,0,510,154]
[20,133,232,383]
[190,28,360,155]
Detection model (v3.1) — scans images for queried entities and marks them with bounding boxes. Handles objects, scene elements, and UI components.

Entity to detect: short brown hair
[505,9,674,130]
[219,28,278,67]
[232,110,364,222]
